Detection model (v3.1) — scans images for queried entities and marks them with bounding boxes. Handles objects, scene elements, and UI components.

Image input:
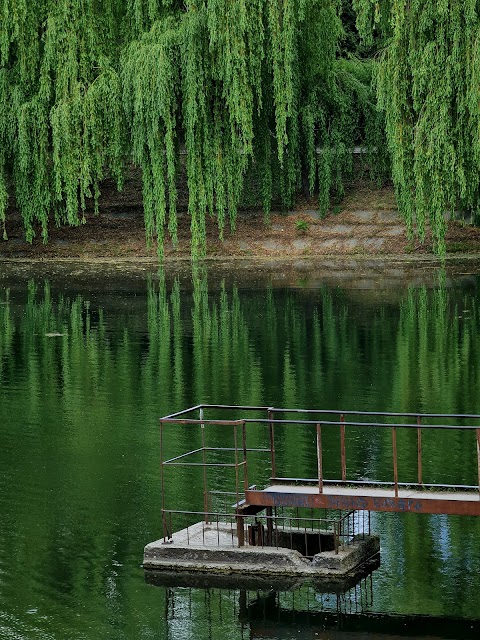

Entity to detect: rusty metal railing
[160,507,361,556]
[270,410,480,499]
[159,405,480,536]
[161,405,480,491]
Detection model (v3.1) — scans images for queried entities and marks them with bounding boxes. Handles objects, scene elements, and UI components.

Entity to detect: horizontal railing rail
[162,417,480,430]
[161,403,480,423]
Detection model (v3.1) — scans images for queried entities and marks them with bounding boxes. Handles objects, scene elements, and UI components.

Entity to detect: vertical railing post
[476,428,480,499]
[236,513,245,548]
[340,414,347,482]
[266,506,273,547]
[234,421,240,510]
[392,426,398,498]
[417,416,423,486]
[234,419,245,548]
[268,409,276,479]
[317,423,323,494]
[160,420,169,542]
[241,420,248,491]
[200,407,209,524]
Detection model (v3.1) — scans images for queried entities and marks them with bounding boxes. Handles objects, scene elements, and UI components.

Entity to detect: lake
[1,260,480,638]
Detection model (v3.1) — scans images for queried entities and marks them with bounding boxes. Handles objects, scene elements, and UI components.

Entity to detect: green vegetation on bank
[1,2,479,256]
[354,0,480,253]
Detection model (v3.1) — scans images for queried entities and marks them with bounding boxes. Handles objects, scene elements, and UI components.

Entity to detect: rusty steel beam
[244,488,480,516]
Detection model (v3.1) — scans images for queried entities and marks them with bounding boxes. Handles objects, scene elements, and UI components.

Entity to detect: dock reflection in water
[162,571,480,640]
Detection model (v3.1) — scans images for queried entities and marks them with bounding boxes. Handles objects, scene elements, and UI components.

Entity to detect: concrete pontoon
[144,521,380,584]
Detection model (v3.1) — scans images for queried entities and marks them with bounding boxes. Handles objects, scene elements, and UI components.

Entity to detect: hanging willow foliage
[0,0,125,243]
[354,0,480,254]
[0,0,386,257]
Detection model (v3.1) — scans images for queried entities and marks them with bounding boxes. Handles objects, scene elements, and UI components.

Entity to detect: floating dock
[144,404,480,585]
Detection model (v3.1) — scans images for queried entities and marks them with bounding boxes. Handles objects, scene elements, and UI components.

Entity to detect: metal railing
[160,404,480,496]
[159,404,480,544]
[160,506,365,556]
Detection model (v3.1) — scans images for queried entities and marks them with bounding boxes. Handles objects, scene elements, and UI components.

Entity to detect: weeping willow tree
[353,0,480,254]
[0,1,386,257]
[121,0,388,256]
[0,0,126,243]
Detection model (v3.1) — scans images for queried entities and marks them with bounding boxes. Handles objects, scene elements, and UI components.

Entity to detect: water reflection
[162,580,480,640]
[2,271,480,419]
[1,269,480,637]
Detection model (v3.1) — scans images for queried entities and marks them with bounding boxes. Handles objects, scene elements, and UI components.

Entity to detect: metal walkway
[245,483,480,516]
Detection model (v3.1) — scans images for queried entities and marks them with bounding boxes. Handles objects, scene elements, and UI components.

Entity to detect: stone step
[288,209,403,225]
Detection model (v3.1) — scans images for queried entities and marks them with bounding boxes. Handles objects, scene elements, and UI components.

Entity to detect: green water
[1,265,480,639]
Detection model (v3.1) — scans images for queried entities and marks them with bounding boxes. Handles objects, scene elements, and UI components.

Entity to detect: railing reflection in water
[161,576,480,640]
[162,574,377,640]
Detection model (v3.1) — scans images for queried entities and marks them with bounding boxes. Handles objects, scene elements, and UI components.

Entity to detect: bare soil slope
[2,186,480,261]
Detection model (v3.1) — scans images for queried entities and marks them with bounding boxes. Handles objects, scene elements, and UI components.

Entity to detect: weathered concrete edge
[143,535,380,578]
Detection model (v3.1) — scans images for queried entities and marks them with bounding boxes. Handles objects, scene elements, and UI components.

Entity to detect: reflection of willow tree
[2,278,479,492]
[2,279,479,475]
[389,285,480,487]
[393,285,479,413]
[146,268,265,412]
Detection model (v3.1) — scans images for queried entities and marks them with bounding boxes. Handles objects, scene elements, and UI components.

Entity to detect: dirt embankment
[2,184,480,262]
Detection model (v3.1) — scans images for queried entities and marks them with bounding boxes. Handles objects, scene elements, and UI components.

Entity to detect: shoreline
[2,253,479,295]
[2,186,480,271]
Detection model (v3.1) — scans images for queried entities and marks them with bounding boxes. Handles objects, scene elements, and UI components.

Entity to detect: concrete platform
[143,522,380,584]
